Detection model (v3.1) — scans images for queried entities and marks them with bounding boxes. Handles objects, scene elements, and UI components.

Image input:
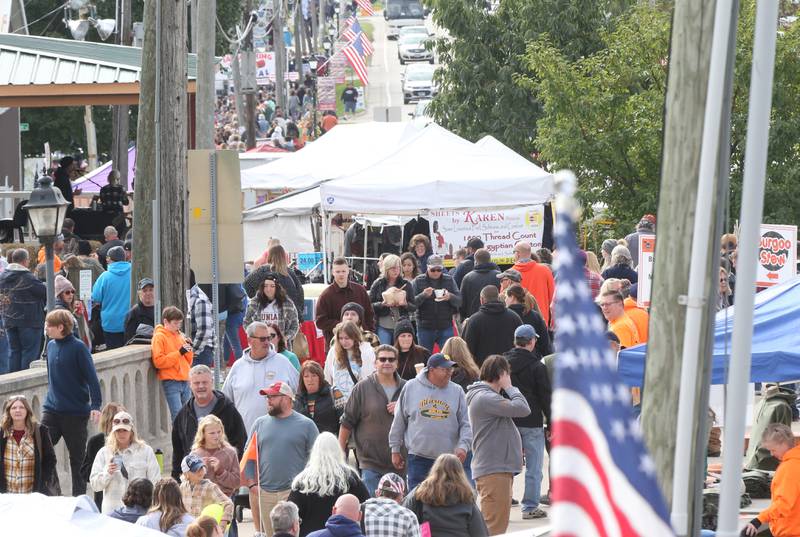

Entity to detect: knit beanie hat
[340,302,365,322]
[393,318,415,342]
[54,274,75,297]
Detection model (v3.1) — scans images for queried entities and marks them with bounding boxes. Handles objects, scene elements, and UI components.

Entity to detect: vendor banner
[255,52,277,84]
[757,224,797,287]
[317,77,337,111]
[430,206,545,265]
[636,235,655,308]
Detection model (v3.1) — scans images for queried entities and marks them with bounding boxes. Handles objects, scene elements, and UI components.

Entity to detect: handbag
[293,331,310,361]
[332,357,360,411]
[34,426,62,496]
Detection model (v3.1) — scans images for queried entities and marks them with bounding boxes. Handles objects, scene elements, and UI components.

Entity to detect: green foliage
[523,2,800,232]
[427,0,632,156]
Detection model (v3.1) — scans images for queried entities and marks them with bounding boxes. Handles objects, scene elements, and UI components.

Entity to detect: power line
[14,2,68,34]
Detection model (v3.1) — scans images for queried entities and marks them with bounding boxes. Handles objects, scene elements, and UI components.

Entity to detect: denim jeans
[0,318,10,374]
[518,427,545,512]
[344,100,356,114]
[103,331,125,349]
[7,326,43,372]
[193,346,214,368]
[361,468,383,497]
[416,325,454,353]
[162,379,190,422]
[376,326,395,346]
[407,452,472,492]
[224,310,245,362]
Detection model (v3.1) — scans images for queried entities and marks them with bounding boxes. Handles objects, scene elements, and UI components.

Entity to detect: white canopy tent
[242,187,321,259]
[240,121,425,191]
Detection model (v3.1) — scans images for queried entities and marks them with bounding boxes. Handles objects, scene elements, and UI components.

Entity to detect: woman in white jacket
[324,321,376,407]
[90,411,161,514]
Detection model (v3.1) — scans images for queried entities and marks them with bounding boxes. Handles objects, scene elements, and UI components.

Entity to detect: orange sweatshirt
[757,444,800,536]
[37,247,62,273]
[512,260,555,327]
[624,297,649,342]
[151,324,193,381]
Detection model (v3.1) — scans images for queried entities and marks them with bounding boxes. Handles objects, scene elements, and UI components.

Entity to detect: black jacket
[171,390,248,480]
[124,301,155,342]
[397,345,431,380]
[508,303,553,357]
[369,276,416,323]
[452,254,475,288]
[0,265,46,329]
[294,384,342,436]
[0,424,57,494]
[463,301,521,366]
[459,262,500,318]
[288,468,370,536]
[244,266,305,321]
[412,273,461,330]
[504,346,551,428]
[80,431,106,507]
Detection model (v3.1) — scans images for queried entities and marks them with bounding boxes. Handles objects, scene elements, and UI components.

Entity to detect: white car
[402,65,437,104]
[399,25,430,40]
[398,35,434,65]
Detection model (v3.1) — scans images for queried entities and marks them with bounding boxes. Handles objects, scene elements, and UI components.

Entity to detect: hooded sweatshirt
[389,368,472,459]
[756,444,800,536]
[151,324,194,381]
[511,259,555,327]
[91,260,132,332]
[458,261,500,318]
[222,347,299,436]
[307,514,364,537]
[504,346,551,428]
[466,382,530,480]
[462,301,521,366]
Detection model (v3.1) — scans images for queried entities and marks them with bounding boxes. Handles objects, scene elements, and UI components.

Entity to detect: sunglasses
[113,418,132,425]
[377,356,397,363]
[429,267,443,272]
[8,394,26,400]
[62,290,75,295]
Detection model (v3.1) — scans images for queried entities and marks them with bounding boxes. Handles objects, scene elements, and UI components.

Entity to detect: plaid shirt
[584,268,605,300]
[3,432,35,493]
[179,477,234,524]
[189,285,217,353]
[362,498,421,537]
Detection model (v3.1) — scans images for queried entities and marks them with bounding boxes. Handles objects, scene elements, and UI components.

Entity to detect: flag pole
[715,2,778,535]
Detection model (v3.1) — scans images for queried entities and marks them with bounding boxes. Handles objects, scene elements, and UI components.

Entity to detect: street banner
[757,224,797,287]
[430,206,545,265]
[255,52,277,84]
[317,77,337,111]
[637,234,655,308]
[331,47,347,83]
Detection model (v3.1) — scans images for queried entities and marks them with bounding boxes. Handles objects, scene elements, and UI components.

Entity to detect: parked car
[398,34,434,65]
[398,25,430,40]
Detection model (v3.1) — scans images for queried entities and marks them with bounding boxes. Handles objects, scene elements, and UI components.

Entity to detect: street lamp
[323,39,331,54]
[24,175,69,313]
[334,3,340,36]
[309,57,319,139]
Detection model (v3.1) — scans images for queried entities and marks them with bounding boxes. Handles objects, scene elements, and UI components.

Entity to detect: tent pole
[321,208,329,284]
[715,2,778,535]
[363,219,368,284]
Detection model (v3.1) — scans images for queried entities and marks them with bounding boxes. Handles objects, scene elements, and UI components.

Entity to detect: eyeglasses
[267,333,278,340]
[429,267,443,272]
[377,356,397,363]
[598,301,620,308]
[113,418,132,425]
[252,336,270,342]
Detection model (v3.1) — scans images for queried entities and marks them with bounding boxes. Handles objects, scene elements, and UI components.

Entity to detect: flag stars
[616,384,631,404]
[629,419,643,440]
[560,350,579,370]
[558,281,576,302]
[611,420,627,443]
[640,454,656,476]
[590,384,602,402]
[558,315,577,336]
[600,384,615,405]
[554,218,568,237]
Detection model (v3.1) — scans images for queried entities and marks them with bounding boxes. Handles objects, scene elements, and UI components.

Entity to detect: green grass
[335,78,364,116]
[360,21,375,41]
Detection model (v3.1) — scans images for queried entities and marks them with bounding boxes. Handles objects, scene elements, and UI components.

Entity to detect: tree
[427,0,632,155]
[523,2,800,234]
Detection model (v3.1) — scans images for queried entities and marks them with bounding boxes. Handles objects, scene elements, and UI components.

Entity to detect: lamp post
[333,3,340,37]
[24,175,70,313]
[309,56,319,139]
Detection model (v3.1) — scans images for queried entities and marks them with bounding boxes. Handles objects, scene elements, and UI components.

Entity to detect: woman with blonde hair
[90,411,161,513]
[586,251,602,275]
[81,401,126,507]
[441,337,480,392]
[369,253,417,344]
[136,478,195,535]
[0,394,58,495]
[190,415,240,498]
[403,453,488,537]
[324,321,375,406]
[288,432,369,536]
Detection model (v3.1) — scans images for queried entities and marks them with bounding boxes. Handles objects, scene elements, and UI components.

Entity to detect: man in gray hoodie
[389,352,472,491]
[466,354,531,535]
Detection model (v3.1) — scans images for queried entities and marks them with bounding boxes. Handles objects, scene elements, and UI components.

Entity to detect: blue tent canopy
[618,277,800,387]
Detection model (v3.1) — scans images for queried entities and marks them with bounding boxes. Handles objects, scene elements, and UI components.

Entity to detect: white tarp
[240,122,424,191]
[243,188,320,259]
[243,187,321,220]
[319,124,554,214]
[0,493,163,536]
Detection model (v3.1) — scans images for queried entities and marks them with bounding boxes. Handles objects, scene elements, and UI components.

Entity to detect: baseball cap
[466,237,484,250]
[181,454,205,473]
[427,254,444,268]
[110,411,134,433]
[497,268,522,283]
[138,277,154,290]
[378,472,406,496]
[514,324,538,341]
[108,245,126,262]
[427,352,455,369]
[259,381,296,401]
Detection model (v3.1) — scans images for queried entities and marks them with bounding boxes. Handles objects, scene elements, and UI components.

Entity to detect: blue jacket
[307,515,364,537]
[43,334,102,416]
[0,264,46,328]
[91,260,131,333]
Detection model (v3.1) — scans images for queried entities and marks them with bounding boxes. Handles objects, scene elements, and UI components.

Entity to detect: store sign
[429,206,545,265]
[756,224,797,287]
[637,235,655,308]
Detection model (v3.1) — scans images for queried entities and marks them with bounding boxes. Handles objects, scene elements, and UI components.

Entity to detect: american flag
[356,0,375,16]
[344,16,356,29]
[343,21,374,56]
[343,37,368,85]
[551,197,673,536]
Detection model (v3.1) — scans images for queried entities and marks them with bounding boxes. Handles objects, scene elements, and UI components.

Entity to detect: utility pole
[111,0,132,189]
[273,0,286,110]
[243,0,257,149]
[294,3,305,81]
[196,0,217,149]
[190,0,198,53]
[641,2,729,537]
[310,0,319,52]
[83,106,98,170]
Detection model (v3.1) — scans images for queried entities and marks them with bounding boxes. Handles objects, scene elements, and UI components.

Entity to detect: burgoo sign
[756,224,797,287]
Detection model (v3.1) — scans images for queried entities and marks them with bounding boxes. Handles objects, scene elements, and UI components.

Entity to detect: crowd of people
[3,211,798,537]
